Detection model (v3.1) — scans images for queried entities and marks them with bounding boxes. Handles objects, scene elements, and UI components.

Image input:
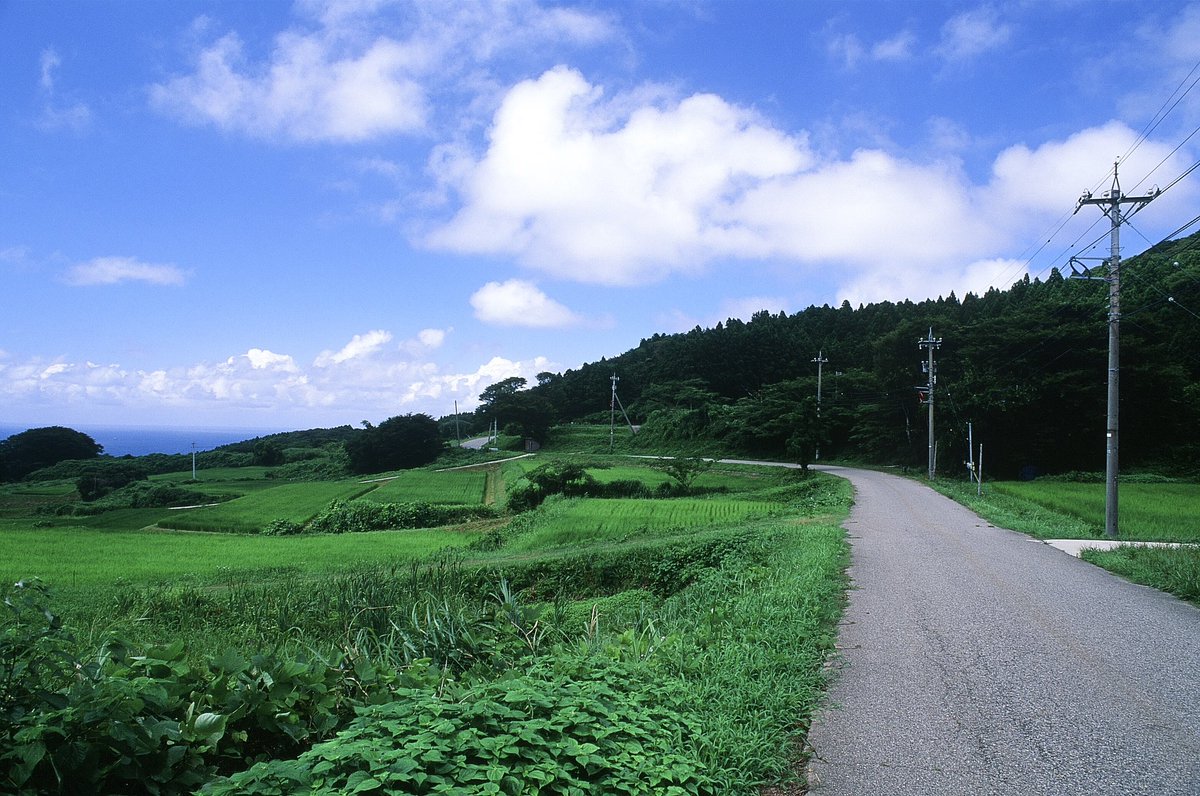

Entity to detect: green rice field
[504,496,782,551]
[157,481,377,533]
[359,468,487,505]
[0,524,476,588]
[991,481,1200,541]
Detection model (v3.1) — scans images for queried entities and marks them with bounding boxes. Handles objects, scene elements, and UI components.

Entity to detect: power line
[1120,56,1200,168]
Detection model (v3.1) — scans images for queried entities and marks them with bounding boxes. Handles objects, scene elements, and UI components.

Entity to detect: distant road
[805,465,1200,796]
[460,436,491,450]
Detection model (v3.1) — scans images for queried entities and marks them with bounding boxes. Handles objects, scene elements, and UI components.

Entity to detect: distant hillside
[527,233,1200,478]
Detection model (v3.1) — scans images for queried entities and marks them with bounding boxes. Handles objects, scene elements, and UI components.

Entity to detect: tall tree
[0,426,103,481]
[345,414,443,474]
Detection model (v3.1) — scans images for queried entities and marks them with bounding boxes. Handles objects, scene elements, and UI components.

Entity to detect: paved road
[805,466,1200,796]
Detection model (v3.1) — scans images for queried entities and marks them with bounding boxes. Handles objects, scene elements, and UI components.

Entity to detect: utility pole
[918,329,942,480]
[811,350,828,460]
[191,442,197,481]
[610,373,619,453]
[1074,162,1159,538]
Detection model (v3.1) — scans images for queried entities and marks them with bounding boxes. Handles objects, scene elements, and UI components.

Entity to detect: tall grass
[1082,546,1200,604]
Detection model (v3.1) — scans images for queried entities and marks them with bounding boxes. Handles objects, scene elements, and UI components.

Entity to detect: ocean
[0,424,284,457]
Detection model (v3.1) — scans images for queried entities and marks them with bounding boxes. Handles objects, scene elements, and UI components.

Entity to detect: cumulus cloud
[470,279,581,327]
[986,121,1193,222]
[0,328,557,424]
[150,0,617,143]
[424,62,1196,306]
[315,329,393,366]
[150,31,428,142]
[64,256,187,286]
[428,66,811,284]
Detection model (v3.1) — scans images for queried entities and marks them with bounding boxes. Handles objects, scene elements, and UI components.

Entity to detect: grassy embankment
[933,477,1200,605]
[1,444,850,794]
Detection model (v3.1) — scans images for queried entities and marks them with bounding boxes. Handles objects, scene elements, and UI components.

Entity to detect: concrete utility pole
[609,373,619,453]
[1075,162,1159,538]
[812,350,828,460]
[918,329,942,480]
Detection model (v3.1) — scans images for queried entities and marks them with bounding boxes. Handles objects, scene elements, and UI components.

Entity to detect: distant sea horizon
[0,424,287,457]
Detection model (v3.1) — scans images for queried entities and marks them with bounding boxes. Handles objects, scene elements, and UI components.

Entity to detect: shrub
[76,460,150,501]
[261,519,304,536]
[301,500,494,535]
[64,482,221,515]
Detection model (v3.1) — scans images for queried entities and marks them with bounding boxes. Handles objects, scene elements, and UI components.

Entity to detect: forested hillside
[524,234,1200,479]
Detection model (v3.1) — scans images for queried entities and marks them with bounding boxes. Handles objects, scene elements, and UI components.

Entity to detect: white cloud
[716,296,791,323]
[150,31,428,142]
[0,331,558,424]
[837,258,1029,310]
[828,30,915,68]
[64,256,187,286]
[40,49,60,91]
[428,66,811,285]
[827,33,866,69]
[470,279,581,327]
[986,121,1193,222]
[428,65,1195,307]
[872,31,916,62]
[315,329,393,366]
[242,349,299,371]
[416,328,444,348]
[36,48,91,133]
[935,7,1013,62]
[150,0,617,143]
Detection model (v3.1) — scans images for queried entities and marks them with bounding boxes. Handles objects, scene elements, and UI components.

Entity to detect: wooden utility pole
[1075,162,1159,538]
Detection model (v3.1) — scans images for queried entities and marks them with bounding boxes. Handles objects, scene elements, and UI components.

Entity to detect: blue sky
[3,0,1200,432]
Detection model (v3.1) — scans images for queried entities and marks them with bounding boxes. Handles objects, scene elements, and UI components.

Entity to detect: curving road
[805,465,1200,796]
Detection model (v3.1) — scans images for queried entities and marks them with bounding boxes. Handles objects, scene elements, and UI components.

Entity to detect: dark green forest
[500,234,1200,479]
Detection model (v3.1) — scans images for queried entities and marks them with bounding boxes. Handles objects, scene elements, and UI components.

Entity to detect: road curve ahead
[805,466,1200,796]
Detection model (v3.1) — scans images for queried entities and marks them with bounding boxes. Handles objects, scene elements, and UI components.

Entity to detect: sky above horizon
[4,0,1200,432]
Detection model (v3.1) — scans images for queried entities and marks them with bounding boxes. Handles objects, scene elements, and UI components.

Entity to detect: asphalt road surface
[805,465,1200,796]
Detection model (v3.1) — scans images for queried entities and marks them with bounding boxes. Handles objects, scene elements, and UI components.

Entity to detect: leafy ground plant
[202,658,717,796]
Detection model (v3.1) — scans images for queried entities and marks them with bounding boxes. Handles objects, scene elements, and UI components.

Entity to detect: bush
[300,500,494,535]
[0,582,360,795]
[62,482,222,515]
[75,461,151,501]
[264,454,350,482]
[261,519,304,536]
